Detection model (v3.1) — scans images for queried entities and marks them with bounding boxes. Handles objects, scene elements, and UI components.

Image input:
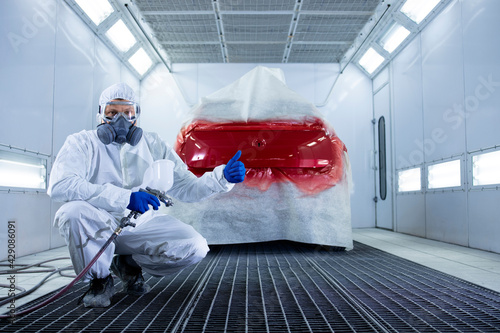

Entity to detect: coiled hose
[1,187,172,321]
[0,227,121,321]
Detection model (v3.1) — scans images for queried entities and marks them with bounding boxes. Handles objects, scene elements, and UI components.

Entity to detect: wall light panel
[400,0,441,24]
[473,151,500,186]
[398,167,421,192]
[74,0,114,25]
[359,47,385,74]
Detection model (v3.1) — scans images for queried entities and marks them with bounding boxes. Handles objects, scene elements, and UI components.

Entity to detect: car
[168,66,353,249]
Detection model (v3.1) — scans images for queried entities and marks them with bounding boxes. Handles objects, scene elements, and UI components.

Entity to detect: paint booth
[1,0,500,330]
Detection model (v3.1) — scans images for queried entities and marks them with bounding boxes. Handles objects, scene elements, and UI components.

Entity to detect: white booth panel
[396,194,426,237]
[373,68,389,93]
[313,64,340,106]
[273,64,317,102]
[140,65,191,146]
[170,63,203,106]
[392,37,424,170]
[0,0,56,155]
[420,0,466,161]
[425,191,468,246]
[174,63,257,105]
[50,201,65,248]
[323,65,374,228]
[52,1,95,153]
[462,0,500,152]
[92,38,122,127]
[0,193,52,260]
[468,190,500,253]
[171,63,338,108]
[121,66,140,101]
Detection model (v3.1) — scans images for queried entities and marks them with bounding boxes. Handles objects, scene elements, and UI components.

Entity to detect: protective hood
[99,82,136,105]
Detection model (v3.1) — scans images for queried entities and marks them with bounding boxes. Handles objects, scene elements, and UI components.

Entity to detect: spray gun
[119,158,175,231]
[118,186,174,230]
[115,159,175,233]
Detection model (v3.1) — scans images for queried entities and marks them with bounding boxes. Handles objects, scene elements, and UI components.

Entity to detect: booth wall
[0,0,139,259]
[391,0,500,253]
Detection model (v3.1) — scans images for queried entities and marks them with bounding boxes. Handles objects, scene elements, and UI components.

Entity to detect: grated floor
[2,241,500,332]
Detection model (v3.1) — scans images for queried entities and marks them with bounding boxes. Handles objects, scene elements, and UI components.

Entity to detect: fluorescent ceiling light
[380,23,411,53]
[106,19,137,53]
[400,0,441,24]
[128,48,153,76]
[358,47,385,74]
[473,150,500,186]
[0,158,46,189]
[398,168,421,192]
[428,160,461,189]
[74,0,114,25]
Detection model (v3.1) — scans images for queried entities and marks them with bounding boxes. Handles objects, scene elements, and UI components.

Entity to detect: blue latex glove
[127,191,160,213]
[223,150,246,183]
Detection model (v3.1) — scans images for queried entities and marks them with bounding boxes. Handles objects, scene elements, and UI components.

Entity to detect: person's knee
[188,233,209,264]
[173,223,209,262]
[56,201,113,240]
[55,201,84,225]
[56,202,85,241]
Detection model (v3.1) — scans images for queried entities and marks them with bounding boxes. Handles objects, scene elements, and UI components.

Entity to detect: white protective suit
[48,83,234,281]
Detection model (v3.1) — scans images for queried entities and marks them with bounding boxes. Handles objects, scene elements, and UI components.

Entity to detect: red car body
[175,117,348,195]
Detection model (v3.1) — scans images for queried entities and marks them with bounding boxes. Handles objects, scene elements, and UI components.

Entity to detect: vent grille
[134,0,381,63]
[3,242,500,332]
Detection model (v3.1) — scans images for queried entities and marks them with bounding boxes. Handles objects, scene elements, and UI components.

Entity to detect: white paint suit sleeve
[162,145,235,203]
[47,134,131,213]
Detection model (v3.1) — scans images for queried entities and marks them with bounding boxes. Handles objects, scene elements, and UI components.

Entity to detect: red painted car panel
[175,117,347,195]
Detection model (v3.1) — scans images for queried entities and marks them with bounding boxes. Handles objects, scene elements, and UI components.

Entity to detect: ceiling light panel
[400,0,441,24]
[358,47,385,74]
[74,0,114,25]
[128,48,153,75]
[379,23,411,53]
[105,19,137,53]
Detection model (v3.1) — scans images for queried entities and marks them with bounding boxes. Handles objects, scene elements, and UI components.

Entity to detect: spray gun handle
[120,188,173,230]
[140,187,174,207]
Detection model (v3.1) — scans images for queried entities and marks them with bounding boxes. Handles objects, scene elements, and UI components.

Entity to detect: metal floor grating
[2,241,500,332]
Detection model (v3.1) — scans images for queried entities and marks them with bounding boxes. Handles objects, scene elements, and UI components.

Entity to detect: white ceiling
[133,0,382,64]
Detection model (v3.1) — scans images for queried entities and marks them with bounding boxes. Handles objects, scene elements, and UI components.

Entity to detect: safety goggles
[99,101,141,122]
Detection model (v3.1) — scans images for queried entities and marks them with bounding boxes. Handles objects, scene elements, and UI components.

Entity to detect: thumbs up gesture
[223,151,246,183]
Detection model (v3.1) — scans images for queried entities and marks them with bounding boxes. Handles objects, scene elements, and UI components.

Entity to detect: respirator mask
[97,100,143,146]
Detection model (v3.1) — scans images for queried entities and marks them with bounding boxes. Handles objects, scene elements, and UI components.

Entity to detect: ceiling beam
[282,0,303,63]
[141,11,375,16]
[158,41,350,45]
[212,1,228,63]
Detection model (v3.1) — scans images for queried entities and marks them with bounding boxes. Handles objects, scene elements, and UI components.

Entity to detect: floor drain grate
[2,241,500,332]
